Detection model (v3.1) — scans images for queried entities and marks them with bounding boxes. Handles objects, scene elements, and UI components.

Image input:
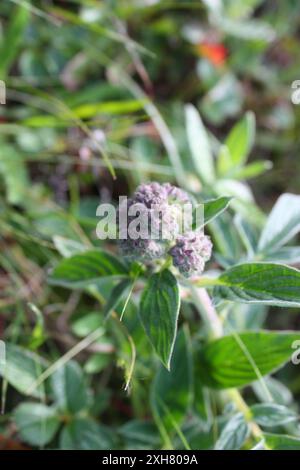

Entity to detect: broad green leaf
[151,328,192,430]
[258,194,300,253]
[59,418,115,450]
[2,344,48,397]
[51,361,89,414]
[0,6,30,78]
[214,262,300,307]
[49,250,129,288]
[185,104,215,184]
[263,433,300,450]
[223,111,255,168]
[198,331,300,389]
[215,413,249,450]
[14,403,60,446]
[251,403,298,427]
[139,269,180,369]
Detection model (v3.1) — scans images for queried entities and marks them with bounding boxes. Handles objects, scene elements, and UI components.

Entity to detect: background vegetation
[0,0,300,450]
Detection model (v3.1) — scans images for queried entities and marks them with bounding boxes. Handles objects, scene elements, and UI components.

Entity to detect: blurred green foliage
[0,0,300,451]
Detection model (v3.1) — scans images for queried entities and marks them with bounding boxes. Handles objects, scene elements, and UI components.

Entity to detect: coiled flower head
[118,182,212,277]
[118,182,192,260]
[169,231,212,278]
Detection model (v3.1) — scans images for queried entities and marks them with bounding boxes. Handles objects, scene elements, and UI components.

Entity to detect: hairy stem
[189,284,266,446]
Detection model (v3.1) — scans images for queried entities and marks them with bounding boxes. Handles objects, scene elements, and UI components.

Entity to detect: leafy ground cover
[0,0,300,451]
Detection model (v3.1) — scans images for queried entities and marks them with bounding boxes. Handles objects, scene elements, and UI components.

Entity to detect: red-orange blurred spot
[197,42,227,67]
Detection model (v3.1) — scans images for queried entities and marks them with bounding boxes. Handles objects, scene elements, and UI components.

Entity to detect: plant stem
[189,284,267,446]
[189,285,222,339]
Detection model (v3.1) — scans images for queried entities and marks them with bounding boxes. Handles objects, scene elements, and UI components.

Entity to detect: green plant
[1,0,300,452]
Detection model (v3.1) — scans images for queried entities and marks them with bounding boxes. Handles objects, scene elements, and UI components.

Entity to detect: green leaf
[229,160,272,180]
[198,331,300,389]
[205,197,232,226]
[14,403,60,447]
[139,269,180,369]
[193,354,212,422]
[216,16,275,41]
[0,5,30,78]
[33,211,80,240]
[193,196,232,229]
[51,361,89,414]
[53,236,87,258]
[214,263,300,307]
[185,104,215,184]
[263,433,300,450]
[104,278,132,320]
[222,0,263,20]
[71,312,104,338]
[0,144,29,205]
[215,413,249,450]
[25,100,145,127]
[263,246,300,265]
[223,111,255,168]
[251,440,266,450]
[59,418,115,450]
[209,210,243,259]
[251,403,298,427]
[49,250,129,288]
[2,344,48,397]
[253,377,292,406]
[258,194,300,253]
[234,215,257,257]
[84,353,111,375]
[72,99,145,118]
[151,328,192,430]
[119,420,160,450]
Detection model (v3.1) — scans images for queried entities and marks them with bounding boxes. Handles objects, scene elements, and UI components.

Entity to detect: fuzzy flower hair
[169,231,212,278]
[118,182,212,277]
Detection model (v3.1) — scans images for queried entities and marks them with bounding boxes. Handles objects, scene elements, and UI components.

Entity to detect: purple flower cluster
[169,231,212,278]
[119,238,164,262]
[134,182,190,207]
[118,182,212,277]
